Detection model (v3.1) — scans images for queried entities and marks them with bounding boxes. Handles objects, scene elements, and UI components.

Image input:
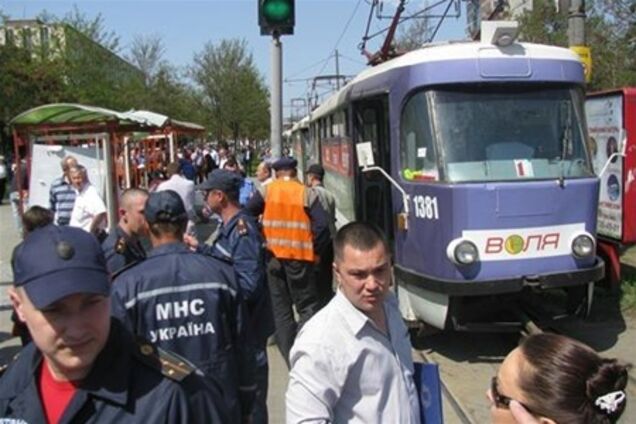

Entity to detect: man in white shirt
[156,161,195,226]
[68,165,107,236]
[286,222,420,424]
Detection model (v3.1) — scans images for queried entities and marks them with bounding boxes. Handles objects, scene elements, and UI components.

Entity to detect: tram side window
[400,93,438,182]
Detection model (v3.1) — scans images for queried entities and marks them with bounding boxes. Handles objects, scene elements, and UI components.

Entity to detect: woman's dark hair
[518,333,630,424]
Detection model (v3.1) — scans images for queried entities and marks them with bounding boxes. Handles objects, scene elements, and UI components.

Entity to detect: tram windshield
[400,84,593,183]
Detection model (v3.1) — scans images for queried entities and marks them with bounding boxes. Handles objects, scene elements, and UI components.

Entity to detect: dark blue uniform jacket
[199,211,274,348]
[101,225,146,275]
[111,243,256,421]
[0,319,229,423]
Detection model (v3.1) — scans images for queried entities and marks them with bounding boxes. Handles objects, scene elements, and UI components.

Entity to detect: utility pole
[567,0,585,47]
[335,49,341,90]
[565,0,591,82]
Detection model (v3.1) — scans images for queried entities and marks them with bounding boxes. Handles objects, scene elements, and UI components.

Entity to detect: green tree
[396,17,430,51]
[190,38,269,142]
[517,0,636,90]
[128,34,166,87]
[517,0,568,46]
[62,5,120,52]
[0,44,68,151]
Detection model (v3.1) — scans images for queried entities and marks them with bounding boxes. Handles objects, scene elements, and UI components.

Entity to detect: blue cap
[12,225,110,309]
[272,157,298,171]
[144,190,187,224]
[196,169,242,194]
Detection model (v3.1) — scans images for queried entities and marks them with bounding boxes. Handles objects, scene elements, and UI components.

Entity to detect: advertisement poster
[586,95,623,240]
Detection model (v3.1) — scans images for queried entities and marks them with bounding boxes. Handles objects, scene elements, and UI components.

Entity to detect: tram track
[417,350,475,424]
[412,330,516,423]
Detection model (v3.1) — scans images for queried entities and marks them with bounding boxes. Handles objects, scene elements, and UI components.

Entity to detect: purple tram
[292,24,604,330]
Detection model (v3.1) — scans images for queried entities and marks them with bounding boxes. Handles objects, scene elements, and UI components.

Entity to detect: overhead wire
[316,0,364,78]
[286,54,334,81]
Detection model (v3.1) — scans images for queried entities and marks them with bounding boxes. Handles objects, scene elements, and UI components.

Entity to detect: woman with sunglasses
[488,333,630,423]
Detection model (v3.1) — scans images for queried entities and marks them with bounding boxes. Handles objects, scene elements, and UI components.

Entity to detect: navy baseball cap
[272,157,298,171]
[12,225,110,309]
[144,190,187,224]
[196,169,242,193]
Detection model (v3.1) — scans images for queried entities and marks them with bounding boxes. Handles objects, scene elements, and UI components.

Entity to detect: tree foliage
[128,34,166,87]
[62,5,120,52]
[517,0,636,90]
[0,44,68,151]
[1,7,271,148]
[396,17,431,51]
[191,38,269,142]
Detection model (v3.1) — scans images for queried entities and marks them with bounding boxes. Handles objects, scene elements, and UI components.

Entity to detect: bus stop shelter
[10,103,204,232]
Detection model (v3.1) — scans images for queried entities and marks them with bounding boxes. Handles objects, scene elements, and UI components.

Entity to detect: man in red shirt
[3,225,229,423]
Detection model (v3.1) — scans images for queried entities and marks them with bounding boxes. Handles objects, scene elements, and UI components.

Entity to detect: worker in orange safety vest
[246,157,330,368]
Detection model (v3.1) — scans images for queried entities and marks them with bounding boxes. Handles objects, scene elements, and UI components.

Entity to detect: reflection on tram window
[400,84,594,183]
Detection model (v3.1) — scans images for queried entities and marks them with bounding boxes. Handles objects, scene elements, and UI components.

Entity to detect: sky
[1,0,468,120]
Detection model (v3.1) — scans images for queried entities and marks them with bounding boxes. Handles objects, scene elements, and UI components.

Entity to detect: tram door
[353,96,394,243]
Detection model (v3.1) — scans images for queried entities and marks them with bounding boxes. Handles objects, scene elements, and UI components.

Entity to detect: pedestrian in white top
[68,165,107,236]
[156,161,195,225]
[286,222,421,424]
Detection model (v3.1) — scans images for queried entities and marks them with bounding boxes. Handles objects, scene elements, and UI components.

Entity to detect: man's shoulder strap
[133,338,198,382]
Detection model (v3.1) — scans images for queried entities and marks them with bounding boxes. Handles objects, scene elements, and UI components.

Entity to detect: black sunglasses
[490,376,534,414]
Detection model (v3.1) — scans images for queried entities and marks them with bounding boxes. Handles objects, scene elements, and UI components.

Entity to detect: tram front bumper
[394,257,605,297]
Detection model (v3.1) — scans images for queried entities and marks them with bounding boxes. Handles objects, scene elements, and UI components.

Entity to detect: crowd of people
[0,145,632,423]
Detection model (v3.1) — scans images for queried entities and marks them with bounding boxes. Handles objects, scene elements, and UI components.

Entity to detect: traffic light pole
[270,33,283,160]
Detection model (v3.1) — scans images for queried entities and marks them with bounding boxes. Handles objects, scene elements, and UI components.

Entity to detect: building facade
[0,19,143,87]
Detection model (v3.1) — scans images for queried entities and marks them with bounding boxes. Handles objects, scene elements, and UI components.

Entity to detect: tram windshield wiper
[558,101,573,186]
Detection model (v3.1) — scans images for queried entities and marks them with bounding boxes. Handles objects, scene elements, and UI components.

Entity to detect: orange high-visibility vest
[262,179,315,262]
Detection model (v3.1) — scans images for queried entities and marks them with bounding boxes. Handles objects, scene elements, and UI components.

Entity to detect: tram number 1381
[413,195,439,220]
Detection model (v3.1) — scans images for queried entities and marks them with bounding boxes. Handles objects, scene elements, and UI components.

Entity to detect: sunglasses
[490,376,534,414]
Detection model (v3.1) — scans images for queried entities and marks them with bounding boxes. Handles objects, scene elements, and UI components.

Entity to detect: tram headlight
[571,233,595,258]
[447,238,479,266]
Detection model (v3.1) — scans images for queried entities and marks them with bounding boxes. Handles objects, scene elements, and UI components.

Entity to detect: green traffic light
[263,0,291,22]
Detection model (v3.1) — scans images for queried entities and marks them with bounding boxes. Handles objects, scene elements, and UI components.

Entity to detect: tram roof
[291,115,310,132]
[310,40,581,119]
[10,103,204,133]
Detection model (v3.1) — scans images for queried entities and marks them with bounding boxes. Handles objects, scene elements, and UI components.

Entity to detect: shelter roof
[11,104,204,133]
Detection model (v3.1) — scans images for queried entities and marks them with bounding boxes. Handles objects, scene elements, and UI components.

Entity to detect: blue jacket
[199,211,275,348]
[111,243,256,421]
[101,225,146,275]
[0,319,230,423]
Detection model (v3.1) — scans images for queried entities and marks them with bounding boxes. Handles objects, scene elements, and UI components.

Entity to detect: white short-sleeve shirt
[69,183,107,232]
[286,290,421,424]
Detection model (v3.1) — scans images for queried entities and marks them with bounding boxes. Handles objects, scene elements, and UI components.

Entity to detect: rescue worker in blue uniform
[101,188,148,275]
[111,190,256,423]
[189,169,274,424]
[3,224,229,423]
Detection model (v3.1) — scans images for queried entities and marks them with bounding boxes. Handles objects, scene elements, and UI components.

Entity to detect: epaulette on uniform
[114,237,127,255]
[0,352,20,378]
[236,217,248,236]
[134,339,198,382]
[110,259,142,281]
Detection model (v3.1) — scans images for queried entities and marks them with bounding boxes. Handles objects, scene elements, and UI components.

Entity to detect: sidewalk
[0,203,23,362]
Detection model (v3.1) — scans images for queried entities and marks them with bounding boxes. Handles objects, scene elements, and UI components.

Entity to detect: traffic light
[259,0,295,36]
